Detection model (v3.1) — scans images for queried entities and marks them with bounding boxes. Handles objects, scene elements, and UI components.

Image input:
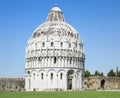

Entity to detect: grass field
[0,91,120,98]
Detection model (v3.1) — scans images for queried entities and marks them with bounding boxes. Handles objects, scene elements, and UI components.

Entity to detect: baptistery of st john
[25,6,85,91]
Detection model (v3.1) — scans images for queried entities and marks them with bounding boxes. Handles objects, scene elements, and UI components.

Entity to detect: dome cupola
[47,6,64,22]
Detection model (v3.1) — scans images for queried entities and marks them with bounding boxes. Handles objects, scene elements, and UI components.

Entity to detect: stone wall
[0,77,120,91]
[0,78,24,91]
[84,76,120,90]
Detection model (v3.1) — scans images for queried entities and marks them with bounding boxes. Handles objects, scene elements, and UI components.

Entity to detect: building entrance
[101,79,105,89]
[67,70,74,90]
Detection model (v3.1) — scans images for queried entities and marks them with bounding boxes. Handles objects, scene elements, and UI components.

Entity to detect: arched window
[51,73,53,80]
[42,42,45,47]
[35,43,37,49]
[69,43,71,48]
[60,73,63,80]
[54,57,57,64]
[60,42,63,47]
[33,73,35,80]
[51,42,54,47]
[41,73,43,80]
[27,71,30,74]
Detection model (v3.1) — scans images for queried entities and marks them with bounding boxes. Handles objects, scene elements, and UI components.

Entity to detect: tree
[107,69,116,77]
[95,70,100,76]
[84,70,90,77]
[94,70,104,76]
[100,72,104,76]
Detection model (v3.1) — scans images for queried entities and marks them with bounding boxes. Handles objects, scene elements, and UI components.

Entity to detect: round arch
[101,79,105,89]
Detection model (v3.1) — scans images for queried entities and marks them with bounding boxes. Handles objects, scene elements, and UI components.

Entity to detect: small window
[41,73,43,80]
[70,57,72,64]
[60,42,63,47]
[60,73,63,80]
[54,57,57,64]
[38,57,41,61]
[79,44,81,48]
[69,43,71,48]
[27,71,30,74]
[75,43,77,48]
[51,42,54,47]
[51,73,53,80]
[42,42,45,47]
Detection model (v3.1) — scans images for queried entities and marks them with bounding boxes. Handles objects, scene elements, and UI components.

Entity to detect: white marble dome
[25,6,85,91]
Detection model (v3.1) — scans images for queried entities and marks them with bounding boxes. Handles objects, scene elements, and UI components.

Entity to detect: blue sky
[0,0,120,77]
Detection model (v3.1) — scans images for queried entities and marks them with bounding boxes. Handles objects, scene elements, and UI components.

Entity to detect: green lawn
[0,91,120,98]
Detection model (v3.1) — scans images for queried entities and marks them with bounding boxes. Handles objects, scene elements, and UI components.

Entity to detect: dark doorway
[101,79,105,89]
[67,70,74,90]
[68,79,72,90]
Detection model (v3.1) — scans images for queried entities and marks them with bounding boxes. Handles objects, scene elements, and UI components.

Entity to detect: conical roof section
[31,6,79,40]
